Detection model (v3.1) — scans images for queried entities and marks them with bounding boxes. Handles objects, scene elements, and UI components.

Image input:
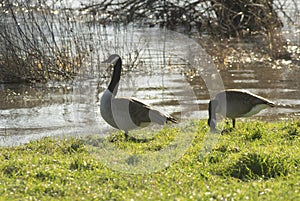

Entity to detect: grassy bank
[0,120,299,200]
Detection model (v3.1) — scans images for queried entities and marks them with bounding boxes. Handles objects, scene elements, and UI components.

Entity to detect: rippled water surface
[1,26,300,146]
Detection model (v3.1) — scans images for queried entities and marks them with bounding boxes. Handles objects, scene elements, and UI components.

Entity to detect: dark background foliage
[0,0,297,83]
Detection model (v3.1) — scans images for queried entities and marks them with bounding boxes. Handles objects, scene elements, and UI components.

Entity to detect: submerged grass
[0,119,299,200]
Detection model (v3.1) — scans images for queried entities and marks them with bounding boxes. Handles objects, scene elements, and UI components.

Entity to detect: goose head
[103,54,122,95]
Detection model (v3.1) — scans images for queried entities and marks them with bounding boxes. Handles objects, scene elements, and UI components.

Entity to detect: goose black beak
[102,55,120,65]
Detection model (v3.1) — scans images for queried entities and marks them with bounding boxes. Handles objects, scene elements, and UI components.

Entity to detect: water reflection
[1,28,300,146]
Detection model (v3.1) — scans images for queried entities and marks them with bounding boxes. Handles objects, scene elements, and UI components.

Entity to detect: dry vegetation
[0,0,297,83]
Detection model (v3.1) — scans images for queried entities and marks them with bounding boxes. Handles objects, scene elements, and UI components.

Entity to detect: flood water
[1,24,300,146]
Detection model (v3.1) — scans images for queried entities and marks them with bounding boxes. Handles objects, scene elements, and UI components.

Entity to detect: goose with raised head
[208,89,275,131]
[100,54,177,138]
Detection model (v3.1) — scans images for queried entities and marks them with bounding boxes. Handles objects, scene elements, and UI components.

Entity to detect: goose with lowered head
[208,89,275,132]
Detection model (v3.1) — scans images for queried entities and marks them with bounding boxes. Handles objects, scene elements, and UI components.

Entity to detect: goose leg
[232,119,236,128]
[123,130,152,143]
[124,131,129,139]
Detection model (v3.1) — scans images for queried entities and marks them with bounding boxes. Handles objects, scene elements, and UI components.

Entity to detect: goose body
[208,89,275,131]
[100,54,177,136]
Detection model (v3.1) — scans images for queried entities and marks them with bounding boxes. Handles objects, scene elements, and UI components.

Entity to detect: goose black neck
[208,100,217,126]
[108,57,122,93]
[208,100,212,125]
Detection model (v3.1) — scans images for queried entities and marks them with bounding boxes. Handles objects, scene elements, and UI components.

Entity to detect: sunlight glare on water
[1,1,300,146]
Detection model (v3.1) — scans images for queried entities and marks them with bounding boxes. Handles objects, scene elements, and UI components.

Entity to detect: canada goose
[100,54,177,138]
[208,89,275,131]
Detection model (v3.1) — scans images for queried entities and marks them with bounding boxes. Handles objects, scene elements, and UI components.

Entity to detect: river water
[1,12,300,146]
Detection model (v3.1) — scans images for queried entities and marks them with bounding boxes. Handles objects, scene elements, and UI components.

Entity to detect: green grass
[0,119,299,200]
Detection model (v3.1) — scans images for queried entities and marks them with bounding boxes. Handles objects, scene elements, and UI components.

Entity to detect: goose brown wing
[129,98,177,124]
[239,90,275,107]
[111,97,168,127]
[225,90,274,118]
[129,98,169,126]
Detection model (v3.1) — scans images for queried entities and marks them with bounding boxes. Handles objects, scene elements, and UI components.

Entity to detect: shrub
[228,152,290,181]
